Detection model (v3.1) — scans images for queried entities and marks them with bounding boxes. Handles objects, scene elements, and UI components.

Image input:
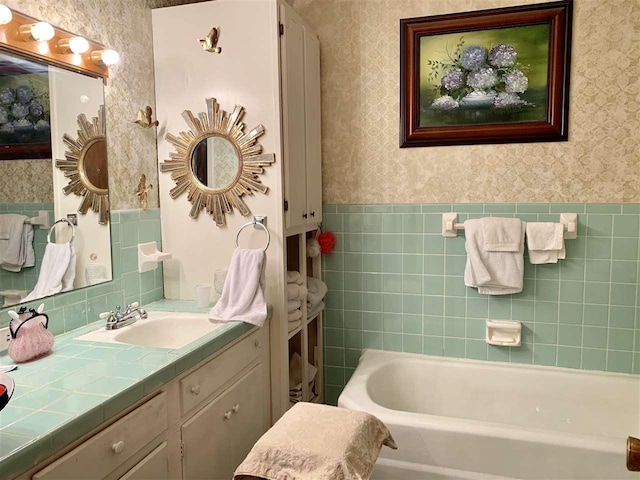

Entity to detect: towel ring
[47,218,75,245]
[235,220,270,252]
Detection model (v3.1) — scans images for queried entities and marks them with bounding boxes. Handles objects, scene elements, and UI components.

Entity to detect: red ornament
[317,231,336,254]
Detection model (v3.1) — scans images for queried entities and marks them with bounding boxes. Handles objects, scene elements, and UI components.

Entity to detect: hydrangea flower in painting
[504,70,528,93]
[493,92,530,109]
[29,101,44,118]
[11,103,29,119]
[16,86,32,105]
[34,119,50,131]
[489,44,517,67]
[467,67,498,91]
[0,122,14,133]
[0,88,15,106]
[460,46,486,71]
[441,67,464,91]
[431,95,459,110]
[0,107,8,124]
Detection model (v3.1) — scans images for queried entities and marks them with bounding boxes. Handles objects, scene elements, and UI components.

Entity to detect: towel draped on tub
[234,403,396,480]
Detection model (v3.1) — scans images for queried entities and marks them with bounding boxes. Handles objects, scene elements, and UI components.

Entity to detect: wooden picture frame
[400,0,573,147]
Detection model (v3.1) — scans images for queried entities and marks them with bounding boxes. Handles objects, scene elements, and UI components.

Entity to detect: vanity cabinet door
[181,363,270,480]
[118,442,168,480]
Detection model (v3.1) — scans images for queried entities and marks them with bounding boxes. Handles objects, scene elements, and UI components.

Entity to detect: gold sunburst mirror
[55,105,109,225]
[160,98,275,226]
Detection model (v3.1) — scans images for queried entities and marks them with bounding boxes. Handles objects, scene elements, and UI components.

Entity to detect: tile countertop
[0,300,272,479]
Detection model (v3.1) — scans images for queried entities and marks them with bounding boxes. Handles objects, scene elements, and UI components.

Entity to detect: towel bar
[235,216,270,252]
[442,212,578,239]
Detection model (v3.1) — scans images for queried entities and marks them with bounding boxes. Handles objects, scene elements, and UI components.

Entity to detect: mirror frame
[160,98,275,227]
[55,105,110,224]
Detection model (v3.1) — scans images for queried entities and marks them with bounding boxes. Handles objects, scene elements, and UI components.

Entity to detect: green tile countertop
[0,300,272,479]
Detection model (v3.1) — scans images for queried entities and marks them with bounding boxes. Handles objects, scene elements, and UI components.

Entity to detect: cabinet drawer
[180,327,265,414]
[33,393,167,480]
[119,441,168,480]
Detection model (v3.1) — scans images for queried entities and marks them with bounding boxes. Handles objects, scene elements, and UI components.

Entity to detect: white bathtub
[338,349,640,480]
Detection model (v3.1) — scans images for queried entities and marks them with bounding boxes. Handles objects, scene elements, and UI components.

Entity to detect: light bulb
[100,49,119,65]
[31,22,54,42]
[68,36,89,54]
[0,5,12,25]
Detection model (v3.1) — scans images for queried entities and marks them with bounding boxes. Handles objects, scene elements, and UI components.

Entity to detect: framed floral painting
[0,53,51,160]
[400,0,573,147]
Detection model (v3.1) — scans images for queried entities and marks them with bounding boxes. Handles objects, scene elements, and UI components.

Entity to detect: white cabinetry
[28,326,270,480]
[281,3,322,232]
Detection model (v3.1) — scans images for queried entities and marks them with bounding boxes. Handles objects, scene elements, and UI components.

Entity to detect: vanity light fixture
[90,48,120,66]
[0,5,12,25]
[18,21,55,42]
[58,36,89,54]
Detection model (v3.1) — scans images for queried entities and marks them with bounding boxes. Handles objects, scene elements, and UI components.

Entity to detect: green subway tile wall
[0,203,54,301]
[0,209,163,334]
[322,204,640,405]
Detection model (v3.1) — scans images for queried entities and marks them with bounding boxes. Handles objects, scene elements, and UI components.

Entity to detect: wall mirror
[0,36,112,307]
[160,98,275,227]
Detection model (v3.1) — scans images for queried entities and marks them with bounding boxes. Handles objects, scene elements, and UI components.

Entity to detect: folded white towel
[482,217,523,252]
[0,214,35,272]
[307,276,328,309]
[307,301,325,321]
[287,283,307,301]
[23,243,76,302]
[287,270,303,285]
[209,248,267,326]
[288,319,302,333]
[288,308,302,322]
[464,219,525,295]
[287,299,302,312]
[526,222,565,264]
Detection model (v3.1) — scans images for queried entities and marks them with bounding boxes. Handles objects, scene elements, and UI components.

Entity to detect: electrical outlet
[0,326,11,351]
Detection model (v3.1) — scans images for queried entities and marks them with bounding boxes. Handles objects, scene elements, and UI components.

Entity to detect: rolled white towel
[287,299,302,312]
[287,271,303,285]
[306,277,327,308]
[287,283,307,301]
[288,309,302,322]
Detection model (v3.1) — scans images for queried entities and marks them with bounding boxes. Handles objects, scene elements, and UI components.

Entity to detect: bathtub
[338,349,640,480]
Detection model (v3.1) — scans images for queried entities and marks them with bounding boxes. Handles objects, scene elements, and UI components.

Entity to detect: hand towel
[209,248,267,327]
[0,214,35,272]
[307,301,325,321]
[23,243,75,302]
[482,217,523,252]
[306,277,328,309]
[233,403,396,480]
[287,299,302,312]
[288,308,302,322]
[526,222,565,264]
[287,283,307,301]
[464,219,525,295]
[287,270,304,285]
[287,319,302,333]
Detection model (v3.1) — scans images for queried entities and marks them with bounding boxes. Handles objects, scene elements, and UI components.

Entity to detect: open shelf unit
[286,230,324,407]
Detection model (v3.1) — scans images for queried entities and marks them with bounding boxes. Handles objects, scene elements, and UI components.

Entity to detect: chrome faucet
[101,302,148,330]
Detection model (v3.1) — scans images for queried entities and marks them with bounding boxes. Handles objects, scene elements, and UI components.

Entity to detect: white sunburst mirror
[160,98,275,226]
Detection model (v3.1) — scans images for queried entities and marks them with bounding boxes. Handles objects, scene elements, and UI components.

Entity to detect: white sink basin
[76,311,225,349]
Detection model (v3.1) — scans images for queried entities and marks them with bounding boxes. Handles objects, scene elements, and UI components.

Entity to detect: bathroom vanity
[1,309,271,480]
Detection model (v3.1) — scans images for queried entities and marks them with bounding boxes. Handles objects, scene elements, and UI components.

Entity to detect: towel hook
[235,216,270,252]
[47,218,75,244]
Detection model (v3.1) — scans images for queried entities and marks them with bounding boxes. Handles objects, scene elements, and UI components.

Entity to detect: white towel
[209,248,267,326]
[464,219,525,295]
[288,308,302,322]
[306,276,328,309]
[0,214,35,272]
[23,243,76,302]
[287,283,307,301]
[287,299,302,312]
[287,270,303,285]
[307,301,325,321]
[288,319,302,333]
[482,217,523,252]
[526,222,566,264]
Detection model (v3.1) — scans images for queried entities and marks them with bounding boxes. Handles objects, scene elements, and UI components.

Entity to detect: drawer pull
[111,440,125,455]
[191,385,201,396]
[223,411,232,420]
[232,404,240,413]
[254,340,262,349]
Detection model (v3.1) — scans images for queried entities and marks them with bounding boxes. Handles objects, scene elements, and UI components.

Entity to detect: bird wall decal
[133,106,159,128]
[199,27,222,53]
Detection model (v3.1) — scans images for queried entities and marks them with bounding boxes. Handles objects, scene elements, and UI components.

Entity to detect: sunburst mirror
[55,105,109,225]
[160,98,275,226]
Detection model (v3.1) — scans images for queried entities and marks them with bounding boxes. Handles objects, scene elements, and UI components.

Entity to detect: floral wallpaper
[5,0,160,210]
[290,0,640,204]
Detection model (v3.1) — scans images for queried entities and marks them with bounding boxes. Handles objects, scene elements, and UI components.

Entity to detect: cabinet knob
[191,385,201,396]
[303,213,308,219]
[254,340,262,349]
[310,211,315,217]
[232,404,240,413]
[111,440,125,455]
[224,411,232,420]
